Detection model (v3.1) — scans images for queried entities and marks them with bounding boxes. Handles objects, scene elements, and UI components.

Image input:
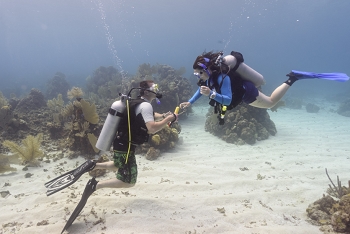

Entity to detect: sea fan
[2,133,44,166]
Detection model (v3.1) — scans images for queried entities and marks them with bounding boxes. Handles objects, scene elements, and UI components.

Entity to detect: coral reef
[45,72,70,101]
[0,92,16,131]
[0,105,13,131]
[205,104,276,145]
[337,98,350,117]
[80,99,99,124]
[145,147,160,160]
[1,63,186,161]
[136,63,193,119]
[67,87,84,100]
[8,96,20,110]
[87,133,99,153]
[85,66,128,99]
[60,95,101,155]
[306,169,350,233]
[2,133,44,166]
[14,89,46,113]
[137,123,181,160]
[138,63,157,76]
[47,94,65,112]
[306,103,320,113]
[0,91,8,107]
[47,94,65,124]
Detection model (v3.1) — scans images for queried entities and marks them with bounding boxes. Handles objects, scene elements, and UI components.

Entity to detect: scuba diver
[45,80,177,233]
[92,80,177,190]
[179,50,349,122]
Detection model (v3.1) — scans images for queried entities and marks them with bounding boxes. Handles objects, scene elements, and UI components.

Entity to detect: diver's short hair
[139,80,154,95]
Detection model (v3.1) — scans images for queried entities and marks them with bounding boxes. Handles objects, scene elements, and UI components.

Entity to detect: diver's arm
[146,115,176,134]
[154,112,171,121]
[188,87,202,104]
[212,75,232,105]
[138,102,173,134]
[180,87,201,109]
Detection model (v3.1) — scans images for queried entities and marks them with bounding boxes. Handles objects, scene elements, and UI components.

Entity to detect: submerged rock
[205,104,276,145]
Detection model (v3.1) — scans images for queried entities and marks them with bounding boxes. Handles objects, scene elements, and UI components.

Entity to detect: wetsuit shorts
[242,81,259,104]
[113,150,138,184]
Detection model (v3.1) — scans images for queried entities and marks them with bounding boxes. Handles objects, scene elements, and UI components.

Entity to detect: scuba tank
[222,53,266,87]
[95,94,128,151]
[95,86,163,152]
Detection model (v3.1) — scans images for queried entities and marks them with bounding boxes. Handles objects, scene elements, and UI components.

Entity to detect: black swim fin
[61,177,98,234]
[45,160,96,196]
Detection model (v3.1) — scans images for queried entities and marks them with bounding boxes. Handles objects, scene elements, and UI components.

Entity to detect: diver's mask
[195,60,211,87]
[194,70,208,87]
[148,83,162,104]
[149,84,162,98]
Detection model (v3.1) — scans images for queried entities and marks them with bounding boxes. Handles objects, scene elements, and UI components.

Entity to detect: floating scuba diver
[179,51,349,124]
[45,80,177,233]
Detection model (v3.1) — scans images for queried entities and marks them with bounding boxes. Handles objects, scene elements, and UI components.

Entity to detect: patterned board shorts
[113,151,138,184]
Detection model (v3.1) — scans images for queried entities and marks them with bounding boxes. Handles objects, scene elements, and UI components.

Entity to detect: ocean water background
[1,0,349,99]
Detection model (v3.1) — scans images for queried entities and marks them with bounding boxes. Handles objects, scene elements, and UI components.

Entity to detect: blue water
[1,0,349,98]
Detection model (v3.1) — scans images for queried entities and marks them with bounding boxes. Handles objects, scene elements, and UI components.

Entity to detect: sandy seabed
[1,102,350,234]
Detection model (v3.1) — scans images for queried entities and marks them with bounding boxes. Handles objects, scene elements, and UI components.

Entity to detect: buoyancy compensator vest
[113,98,150,151]
[209,70,246,110]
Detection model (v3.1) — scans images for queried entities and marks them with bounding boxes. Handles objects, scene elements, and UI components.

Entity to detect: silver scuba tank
[223,55,266,87]
[95,95,127,151]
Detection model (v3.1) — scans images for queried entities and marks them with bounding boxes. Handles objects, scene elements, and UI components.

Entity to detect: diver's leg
[249,73,299,108]
[250,83,290,108]
[94,161,118,171]
[269,83,290,105]
[96,178,135,190]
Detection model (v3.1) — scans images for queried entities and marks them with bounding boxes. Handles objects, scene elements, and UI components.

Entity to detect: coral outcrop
[45,72,70,101]
[0,91,8,107]
[56,88,101,155]
[134,63,193,119]
[15,89,46,113]
[85,66,129,99]
[0,106,14,131]
[205,104,276,145]
[137,123,181,160]
[306,170,350,233]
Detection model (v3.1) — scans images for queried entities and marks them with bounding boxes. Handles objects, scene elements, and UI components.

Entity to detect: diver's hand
[166,112,178,127]
[179,102,191,109]
[200,86,210,96]
[162,111,172,118]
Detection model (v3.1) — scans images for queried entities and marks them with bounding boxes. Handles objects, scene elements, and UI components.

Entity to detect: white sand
[1,102,350,234]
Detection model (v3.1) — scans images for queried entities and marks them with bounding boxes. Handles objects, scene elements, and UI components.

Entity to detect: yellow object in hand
[174,106,180,114]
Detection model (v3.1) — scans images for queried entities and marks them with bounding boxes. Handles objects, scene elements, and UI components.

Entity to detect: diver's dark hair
[139,80,154,95]
[192,51,223,73]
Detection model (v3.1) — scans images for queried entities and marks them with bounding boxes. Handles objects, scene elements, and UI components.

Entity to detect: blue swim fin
[291,70,349,82]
